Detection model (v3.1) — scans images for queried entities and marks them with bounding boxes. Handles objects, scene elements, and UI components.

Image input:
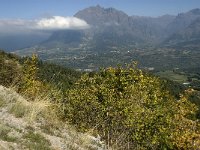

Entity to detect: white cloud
[0,16,89,34]
[36,16,89,30]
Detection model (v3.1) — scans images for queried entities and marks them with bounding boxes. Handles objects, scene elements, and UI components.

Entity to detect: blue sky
[0,0,200,19]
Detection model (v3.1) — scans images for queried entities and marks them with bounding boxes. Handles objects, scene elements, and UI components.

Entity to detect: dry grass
[9,101,29,118]
[0,97,5,108]
[9,96,61,129]
[0,85,106,150]
[0,86,21,104]
[0,85,61,131]
[25,99,55,123]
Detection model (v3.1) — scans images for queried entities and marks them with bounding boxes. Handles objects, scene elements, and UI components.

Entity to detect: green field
[155,70,188,83]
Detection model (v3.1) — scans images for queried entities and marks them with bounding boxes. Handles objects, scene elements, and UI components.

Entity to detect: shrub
[19,54,48,100]
[0,52,22,87]
[65,63,200,149]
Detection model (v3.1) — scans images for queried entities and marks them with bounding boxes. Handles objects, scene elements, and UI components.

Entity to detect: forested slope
[0,50,200,149]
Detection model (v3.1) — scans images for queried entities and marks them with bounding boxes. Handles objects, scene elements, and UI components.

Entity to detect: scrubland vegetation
[0,50,200,149]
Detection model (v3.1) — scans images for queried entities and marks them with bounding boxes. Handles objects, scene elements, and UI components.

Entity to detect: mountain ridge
[14,6,200,70]
[42,6,200,48]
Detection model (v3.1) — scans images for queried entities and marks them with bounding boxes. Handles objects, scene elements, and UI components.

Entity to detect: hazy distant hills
[162,8,200,48]
[39,6,200,49]
[74,5,130,26]
[41,30,84,48]
[13,6,200,70]
[40,5,177,50]
[166,8,200,34]
[74,5,146,48]
[74,5,175,46]
[164,20,200,49]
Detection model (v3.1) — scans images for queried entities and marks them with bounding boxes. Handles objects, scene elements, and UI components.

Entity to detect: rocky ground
[0,85,105,150]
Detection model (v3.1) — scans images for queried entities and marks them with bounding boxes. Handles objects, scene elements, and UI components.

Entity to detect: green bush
[0,51,22,87]
[65,63,200,149]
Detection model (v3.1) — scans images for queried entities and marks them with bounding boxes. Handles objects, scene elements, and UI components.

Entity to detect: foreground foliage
[65,63,200,149]
[0,50,21,87]
[1,51,200,149]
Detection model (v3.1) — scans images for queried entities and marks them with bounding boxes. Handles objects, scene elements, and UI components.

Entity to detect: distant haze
[0,16,89,51]
[0,1,200,51]
[8,5,200,71]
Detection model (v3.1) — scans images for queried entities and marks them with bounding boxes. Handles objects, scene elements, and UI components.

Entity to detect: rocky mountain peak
[166,8,200,34]
[74,5,129,26]
[189,8,200,15]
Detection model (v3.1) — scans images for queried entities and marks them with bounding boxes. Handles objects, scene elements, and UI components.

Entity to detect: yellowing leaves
[64,63,200,149]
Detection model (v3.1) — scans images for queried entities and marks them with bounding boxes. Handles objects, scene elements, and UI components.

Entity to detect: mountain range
[40,6,200,49]
[6,6,198,50]
[12,6,200,70]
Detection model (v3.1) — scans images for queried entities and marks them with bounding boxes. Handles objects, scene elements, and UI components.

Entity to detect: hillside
[0,51,105,150]
[0,85,105,150]
[1,51,200,149]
